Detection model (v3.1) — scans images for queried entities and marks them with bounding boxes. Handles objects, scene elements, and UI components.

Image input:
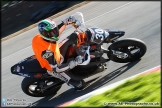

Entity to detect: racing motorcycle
[11,12,147,97]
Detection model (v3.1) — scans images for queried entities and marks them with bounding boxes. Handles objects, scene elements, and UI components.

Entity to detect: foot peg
[103,63,108,69]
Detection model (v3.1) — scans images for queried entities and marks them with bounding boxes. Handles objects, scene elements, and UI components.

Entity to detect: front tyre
[21,77,63,97]
[107,38,147,63]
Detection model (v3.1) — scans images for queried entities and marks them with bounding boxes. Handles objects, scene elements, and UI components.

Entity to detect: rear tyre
[107,38,147,63]
[21,77,63,97]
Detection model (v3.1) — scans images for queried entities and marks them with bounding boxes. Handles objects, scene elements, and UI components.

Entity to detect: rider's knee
[68,33,78,41]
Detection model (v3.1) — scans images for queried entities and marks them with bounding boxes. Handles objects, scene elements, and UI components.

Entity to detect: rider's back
[32,34,61,71]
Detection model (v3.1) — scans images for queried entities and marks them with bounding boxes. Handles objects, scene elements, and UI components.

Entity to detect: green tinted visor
[41,27,59,41]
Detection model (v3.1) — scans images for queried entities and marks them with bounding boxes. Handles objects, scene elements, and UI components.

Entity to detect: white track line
[85,1,134,23]
[58,65,161,107]
[2,1,134,61]
[2,46,32,61]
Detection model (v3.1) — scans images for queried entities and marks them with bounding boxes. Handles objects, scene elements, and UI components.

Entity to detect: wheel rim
[28,79,61,96]
[128,46,141,55]
[115,45,142,59]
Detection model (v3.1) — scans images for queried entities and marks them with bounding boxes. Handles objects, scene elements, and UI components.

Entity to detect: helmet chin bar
[48,40,57,44]
[43,39,56,43]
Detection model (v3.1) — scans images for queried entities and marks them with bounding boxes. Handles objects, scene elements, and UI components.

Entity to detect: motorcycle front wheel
[107,38,147,63]
[21,77,63,97]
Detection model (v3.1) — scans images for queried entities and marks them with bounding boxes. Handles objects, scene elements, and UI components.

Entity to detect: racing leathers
[32,22,90,90]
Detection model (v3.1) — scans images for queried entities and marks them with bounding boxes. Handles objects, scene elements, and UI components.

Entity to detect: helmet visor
[40,27,59,41]
[47,27,59,38]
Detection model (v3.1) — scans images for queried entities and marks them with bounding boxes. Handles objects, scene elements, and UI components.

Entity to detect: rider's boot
[47,71,87,90]
[68,79,87,90]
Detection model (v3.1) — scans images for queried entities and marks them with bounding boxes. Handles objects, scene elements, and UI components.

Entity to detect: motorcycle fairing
[11,55,46,78]
[70,56,107,78]
[105,29,125,42]
[88,27,109,44]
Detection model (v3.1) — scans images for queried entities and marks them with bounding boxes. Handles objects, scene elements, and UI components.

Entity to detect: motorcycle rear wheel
[107,38,147,63]
[21,77,63,97]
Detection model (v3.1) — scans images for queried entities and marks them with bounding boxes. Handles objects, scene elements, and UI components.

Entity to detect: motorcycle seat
[22,57,46,73]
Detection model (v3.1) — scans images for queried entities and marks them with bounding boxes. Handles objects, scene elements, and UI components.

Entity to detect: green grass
[67,71,161,107]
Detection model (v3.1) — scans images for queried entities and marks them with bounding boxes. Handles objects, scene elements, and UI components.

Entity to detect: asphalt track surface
[1,1,160,107]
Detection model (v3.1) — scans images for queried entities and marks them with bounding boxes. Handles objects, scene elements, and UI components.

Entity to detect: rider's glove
[74,20,81,28]
[69,56,83,69]
[62,16,76,25]
[75,55,83,64]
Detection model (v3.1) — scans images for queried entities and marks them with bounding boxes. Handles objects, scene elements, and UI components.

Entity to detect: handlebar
[71,22,78,29]
[70,12,87,32]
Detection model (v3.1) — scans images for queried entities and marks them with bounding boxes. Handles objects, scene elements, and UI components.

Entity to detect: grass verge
[67,71,161,107]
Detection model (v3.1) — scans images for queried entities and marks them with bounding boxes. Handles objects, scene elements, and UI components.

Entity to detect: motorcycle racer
[32,16,91,90]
